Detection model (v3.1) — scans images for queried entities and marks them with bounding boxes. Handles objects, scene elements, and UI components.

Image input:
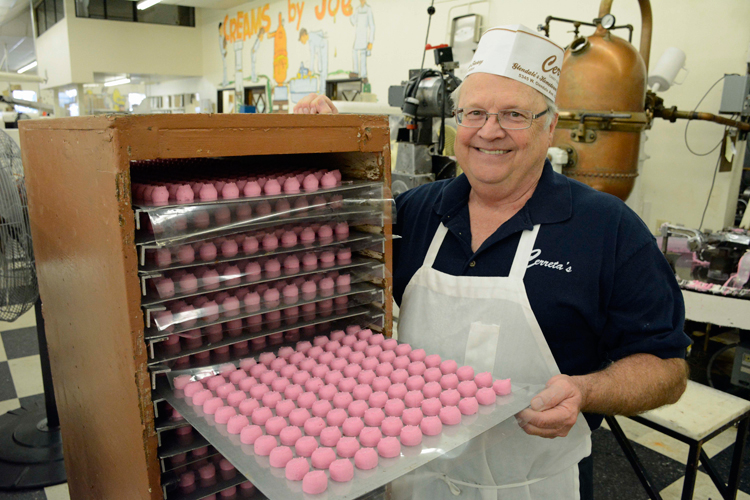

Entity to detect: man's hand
[293,93,339,114]
[516,374,586,439]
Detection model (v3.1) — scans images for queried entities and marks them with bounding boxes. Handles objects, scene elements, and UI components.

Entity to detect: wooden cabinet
[19,114,393,500]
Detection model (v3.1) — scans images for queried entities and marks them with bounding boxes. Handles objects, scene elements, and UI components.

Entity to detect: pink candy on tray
[173,326,513,495]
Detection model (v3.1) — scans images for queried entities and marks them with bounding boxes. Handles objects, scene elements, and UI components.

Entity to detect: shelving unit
[19,114,392,500]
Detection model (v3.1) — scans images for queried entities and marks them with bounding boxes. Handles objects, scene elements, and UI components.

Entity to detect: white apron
[394,223,592,500]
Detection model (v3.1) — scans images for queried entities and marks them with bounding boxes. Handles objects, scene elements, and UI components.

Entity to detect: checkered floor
[0,311,749,499]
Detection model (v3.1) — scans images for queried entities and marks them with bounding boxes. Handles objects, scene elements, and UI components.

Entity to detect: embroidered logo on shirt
[527,249,572,273]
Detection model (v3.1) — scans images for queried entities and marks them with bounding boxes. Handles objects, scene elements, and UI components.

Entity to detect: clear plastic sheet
[139,224,384,272]
[143,249,385,303]
[148,268,386,333]
[136,183,394,247]
[158,336,539,500]
[155,308,385,369]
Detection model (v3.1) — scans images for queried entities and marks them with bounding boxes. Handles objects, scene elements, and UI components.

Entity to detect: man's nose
[476,114,508,140]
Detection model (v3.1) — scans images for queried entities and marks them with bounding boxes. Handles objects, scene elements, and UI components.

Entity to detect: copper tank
[553,0,653,200]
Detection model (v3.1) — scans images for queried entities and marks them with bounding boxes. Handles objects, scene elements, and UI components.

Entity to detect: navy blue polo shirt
[393,161,691,430]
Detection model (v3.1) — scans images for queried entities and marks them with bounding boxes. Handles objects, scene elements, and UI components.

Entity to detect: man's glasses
[455,108,549,130]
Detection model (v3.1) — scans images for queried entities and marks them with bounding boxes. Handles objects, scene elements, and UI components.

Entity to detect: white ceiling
[0,0,37,74]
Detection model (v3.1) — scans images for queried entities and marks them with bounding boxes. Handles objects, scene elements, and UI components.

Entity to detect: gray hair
[451,80,558,129]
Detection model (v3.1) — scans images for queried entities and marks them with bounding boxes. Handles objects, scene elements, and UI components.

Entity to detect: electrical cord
[698,127,725,231]
[706,341,739,388]
[698,113,739,230]
[684,74,737,156]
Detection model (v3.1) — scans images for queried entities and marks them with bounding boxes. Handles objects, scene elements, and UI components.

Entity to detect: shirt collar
[433,159,573,225]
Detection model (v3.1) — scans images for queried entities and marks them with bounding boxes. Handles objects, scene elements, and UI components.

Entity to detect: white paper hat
[465,25,565,101]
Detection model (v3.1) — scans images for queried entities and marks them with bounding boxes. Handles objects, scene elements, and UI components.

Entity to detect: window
[12,90,38,115]
[34,0,64,36]
[75,0,194,27]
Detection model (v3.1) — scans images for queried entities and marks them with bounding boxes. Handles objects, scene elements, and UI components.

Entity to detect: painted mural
[217,0,376,111]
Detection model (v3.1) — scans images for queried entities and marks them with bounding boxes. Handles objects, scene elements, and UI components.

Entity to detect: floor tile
[0,361,17,400]
[43,483,70,500]
[704,426,738,458]
[592,427,686,499]
[698,432,750,492]
[1,327,39,360]
[633,429,691,464]
[7,355,43,399]
[0,488,46,499]
[0,309,36,333]
[0,336,6,362]
[0,398,20,415]
[19,393,45,410]
[659,470,750,500]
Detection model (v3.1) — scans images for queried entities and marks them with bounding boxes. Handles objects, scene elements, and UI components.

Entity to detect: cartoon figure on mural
[299,28,328,95]
[267,13,289,85]
[351,0,374,80]
[219,22,229,87]
[251,27,266,83]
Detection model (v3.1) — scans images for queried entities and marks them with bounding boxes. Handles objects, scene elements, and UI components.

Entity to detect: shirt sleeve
[601,239,692,362]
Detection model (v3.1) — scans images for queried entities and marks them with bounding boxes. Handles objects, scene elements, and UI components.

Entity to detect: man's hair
[299,28,308,40]
[450,80,558,129]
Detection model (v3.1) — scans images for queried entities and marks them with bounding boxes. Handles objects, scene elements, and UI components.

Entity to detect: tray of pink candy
[161,326,538,499]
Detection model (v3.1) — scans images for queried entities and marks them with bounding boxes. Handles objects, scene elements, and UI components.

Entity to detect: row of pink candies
[148,222,350,268]
[178,463,254,499]
[161,294,351,357]
[134,168,343,206]
[151,246,352,298]
[155,271,352,332]
[169,325,334,370]
[142,191,346,236]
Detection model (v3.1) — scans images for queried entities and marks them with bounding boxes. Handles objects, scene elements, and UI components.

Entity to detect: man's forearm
[572,353,689,416]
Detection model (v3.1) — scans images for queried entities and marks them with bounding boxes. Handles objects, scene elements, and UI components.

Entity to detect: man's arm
[518,353,688,438]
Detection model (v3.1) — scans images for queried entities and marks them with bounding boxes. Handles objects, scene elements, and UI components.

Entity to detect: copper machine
[541,0,750,201]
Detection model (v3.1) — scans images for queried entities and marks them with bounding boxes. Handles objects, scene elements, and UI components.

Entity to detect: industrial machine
[388,47,461,198]
[542,0,750,201]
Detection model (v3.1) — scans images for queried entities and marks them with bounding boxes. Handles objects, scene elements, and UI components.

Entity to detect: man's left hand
[516,374,586,439]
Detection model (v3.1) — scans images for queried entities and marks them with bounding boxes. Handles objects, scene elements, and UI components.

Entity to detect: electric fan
[0,128,65,490]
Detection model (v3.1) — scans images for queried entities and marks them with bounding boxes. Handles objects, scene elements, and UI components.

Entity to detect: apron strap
[423,223,449,269]
[509,224,541,280]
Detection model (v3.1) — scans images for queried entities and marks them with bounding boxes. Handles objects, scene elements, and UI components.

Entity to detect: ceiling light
[137,0,162,10]
[17,61,37,74]
[104,78,131,87]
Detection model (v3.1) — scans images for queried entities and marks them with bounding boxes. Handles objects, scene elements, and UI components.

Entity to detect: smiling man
[294,24,690,500]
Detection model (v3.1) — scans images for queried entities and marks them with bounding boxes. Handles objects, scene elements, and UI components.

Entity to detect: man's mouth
[476,147,510,156]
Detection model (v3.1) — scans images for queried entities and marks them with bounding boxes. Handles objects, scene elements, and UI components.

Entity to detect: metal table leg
[681,442,702,500]
[605,416,663,500]
[727,416,749,499]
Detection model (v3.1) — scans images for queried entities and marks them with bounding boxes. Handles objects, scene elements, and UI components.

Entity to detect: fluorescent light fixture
[104,78,131,87]
[137,0,162,10]
[17,61,37,74]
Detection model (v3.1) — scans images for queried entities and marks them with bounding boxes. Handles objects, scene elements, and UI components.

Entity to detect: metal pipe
[598,0,652,69]
[655,108,750,132]
[637,0,653,70]
[0,71,45,83]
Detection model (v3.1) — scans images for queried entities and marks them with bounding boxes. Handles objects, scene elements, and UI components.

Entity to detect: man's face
[360,0,366,6]
[455,73,557,193]
[300,34,308,44]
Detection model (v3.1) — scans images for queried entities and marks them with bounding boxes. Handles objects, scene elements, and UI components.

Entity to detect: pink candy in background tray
[174,325,513,495]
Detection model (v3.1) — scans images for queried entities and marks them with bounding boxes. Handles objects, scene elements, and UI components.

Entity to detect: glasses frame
[455,108,549,130]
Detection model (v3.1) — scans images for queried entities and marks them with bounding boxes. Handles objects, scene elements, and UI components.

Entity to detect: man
[294,25,690,499]
[350,0,374,79]
[251,27,265,83]
[218,22,228,87]
[299,28,328,95]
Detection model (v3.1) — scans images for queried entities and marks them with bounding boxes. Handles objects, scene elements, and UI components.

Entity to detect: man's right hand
[293,94,339,114]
